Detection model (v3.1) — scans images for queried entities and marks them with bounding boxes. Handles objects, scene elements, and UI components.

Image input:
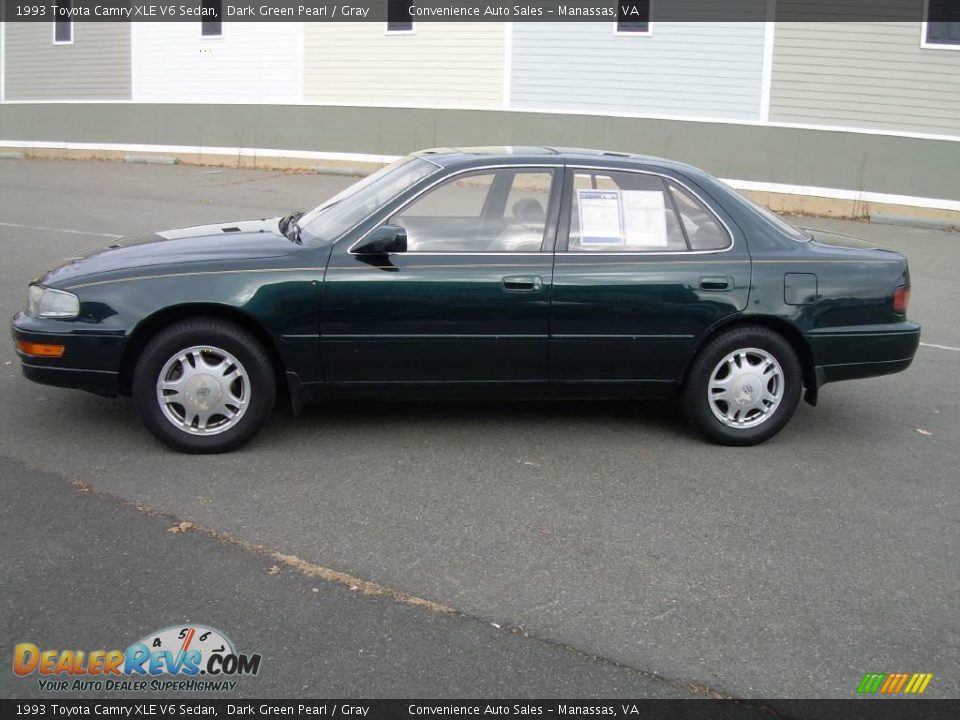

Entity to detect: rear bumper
[807,322,921,386]
[11,311,124,397]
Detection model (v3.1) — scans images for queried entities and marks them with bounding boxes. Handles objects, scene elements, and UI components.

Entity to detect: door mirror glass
[354,225,407,254]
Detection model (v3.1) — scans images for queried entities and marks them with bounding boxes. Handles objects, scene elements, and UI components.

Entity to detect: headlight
[27,285,80,318]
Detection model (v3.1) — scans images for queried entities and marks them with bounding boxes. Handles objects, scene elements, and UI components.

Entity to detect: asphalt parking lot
[1,158,957,701]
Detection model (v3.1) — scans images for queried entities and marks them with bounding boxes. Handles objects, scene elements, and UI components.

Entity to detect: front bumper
[11,311,125,397]
[807,322,921,387]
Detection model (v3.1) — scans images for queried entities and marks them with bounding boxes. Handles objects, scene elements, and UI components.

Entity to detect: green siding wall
[0,102,958,202]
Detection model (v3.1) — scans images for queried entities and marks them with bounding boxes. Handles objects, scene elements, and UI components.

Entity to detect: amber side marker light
[16,340,65,358]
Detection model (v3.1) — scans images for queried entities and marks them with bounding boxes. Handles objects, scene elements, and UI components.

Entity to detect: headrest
[512,198,546,224]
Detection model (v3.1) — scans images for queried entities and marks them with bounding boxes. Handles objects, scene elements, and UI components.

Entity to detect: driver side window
[390,169,554,253]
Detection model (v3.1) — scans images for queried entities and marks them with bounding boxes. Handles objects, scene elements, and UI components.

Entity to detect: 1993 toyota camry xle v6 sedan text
[12,147,920,453]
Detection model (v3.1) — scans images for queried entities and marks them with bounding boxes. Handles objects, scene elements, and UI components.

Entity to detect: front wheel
[683,326,802,446]
[132,319,276,453]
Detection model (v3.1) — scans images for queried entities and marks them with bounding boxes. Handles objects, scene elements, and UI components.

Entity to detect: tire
[132,318,276,453]
[682,325,802,446]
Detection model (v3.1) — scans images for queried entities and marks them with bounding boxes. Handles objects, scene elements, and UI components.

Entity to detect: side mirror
[353,225,407,254]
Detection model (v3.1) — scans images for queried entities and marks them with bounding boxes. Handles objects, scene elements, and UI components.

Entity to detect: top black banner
[0,1,946,24]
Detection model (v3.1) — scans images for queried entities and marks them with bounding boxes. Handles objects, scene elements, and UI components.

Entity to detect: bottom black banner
[2,699,958,720]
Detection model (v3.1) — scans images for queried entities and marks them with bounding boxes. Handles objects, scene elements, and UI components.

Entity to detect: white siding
[511,20,767,120]
[132,22,303,104]
[304,23,504,108]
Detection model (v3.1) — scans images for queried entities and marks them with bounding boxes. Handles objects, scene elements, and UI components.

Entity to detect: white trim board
[759,2,776,123]
[2,139,958,213]
[0,20,6,103]
[720,178,960,213]
[0,140,401,165]
[502,22,513,109]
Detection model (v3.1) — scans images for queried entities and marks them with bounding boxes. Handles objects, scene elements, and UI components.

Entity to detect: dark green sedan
[11,147,920,452]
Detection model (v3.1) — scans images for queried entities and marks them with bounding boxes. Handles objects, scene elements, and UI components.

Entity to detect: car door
[321,166,561,386]
[550,166,751,386]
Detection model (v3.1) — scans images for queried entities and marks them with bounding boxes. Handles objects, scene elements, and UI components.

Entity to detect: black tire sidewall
[132,320,276,453]
[684,326,802,446]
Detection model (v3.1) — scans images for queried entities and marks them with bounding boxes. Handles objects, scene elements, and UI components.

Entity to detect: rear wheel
[132,319,276,453]
[683,326,802,446]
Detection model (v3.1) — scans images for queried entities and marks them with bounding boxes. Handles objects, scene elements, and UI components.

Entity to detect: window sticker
[577,190,623,246]
[622,190,669,248]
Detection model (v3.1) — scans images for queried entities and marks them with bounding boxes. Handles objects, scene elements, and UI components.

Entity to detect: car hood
[39,218,296,287]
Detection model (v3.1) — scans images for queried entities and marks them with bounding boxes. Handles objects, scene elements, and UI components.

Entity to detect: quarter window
[567,171,729,252]
[387,0,414,32]
[391,170,554,253]
[201,0,223,37]
[616,0,652,34]
[665,181,731,251]
[925,0,960,46]
[53,0,73,44]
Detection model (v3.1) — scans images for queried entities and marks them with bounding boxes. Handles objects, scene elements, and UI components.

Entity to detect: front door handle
[700,276,731,291]
[501,275,543,292]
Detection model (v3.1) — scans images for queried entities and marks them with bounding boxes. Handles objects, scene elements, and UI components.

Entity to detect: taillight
[893,285,910,314]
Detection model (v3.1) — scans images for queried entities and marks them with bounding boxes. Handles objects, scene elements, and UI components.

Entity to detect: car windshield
[299,156,438,244]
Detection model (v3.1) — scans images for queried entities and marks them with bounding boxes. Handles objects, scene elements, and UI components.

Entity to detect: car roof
[413,146,704,176]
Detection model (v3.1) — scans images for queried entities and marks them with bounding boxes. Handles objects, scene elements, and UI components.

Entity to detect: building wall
[770,22,960,136]
[511,17,767,120]
[4,22,130,100]
[3,102,958,211]
[304,22,505,108]
[2,18,959,217]
[131,22,303,104]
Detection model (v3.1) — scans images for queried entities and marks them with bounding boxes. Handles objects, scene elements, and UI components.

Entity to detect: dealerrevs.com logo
[13,625,261,693]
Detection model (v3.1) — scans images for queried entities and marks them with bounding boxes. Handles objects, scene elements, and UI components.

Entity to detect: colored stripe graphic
[858,672,932,694]
[857,673,886,693]
[904,673,933,694]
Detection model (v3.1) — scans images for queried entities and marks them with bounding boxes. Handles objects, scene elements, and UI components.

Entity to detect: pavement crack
[66,476,746,702]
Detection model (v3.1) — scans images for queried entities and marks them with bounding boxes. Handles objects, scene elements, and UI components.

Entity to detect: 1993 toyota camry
[11,147,920,453]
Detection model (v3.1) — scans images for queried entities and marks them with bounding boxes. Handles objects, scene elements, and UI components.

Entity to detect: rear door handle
[700,276,731,291]
[501,275,542,292]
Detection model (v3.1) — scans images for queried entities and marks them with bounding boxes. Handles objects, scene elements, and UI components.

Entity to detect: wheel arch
[678,315,817,403]
[118,304,287,397]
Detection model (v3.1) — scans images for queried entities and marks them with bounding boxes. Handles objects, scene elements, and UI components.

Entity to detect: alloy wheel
[155,345,250,435]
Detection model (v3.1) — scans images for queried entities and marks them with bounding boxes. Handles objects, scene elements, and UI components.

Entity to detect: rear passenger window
[568,172,686,252]
[566,171,730,252]
[666,181,731,251]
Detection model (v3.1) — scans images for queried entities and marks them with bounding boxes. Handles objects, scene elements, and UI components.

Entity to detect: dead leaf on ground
[167,521,193,534]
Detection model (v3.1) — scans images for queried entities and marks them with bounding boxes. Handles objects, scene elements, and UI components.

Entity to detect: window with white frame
[53,0,73,44]
[925,0,960,46]
[616,0,652,34]
[201,0,223,37]
[387,0,414,32]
